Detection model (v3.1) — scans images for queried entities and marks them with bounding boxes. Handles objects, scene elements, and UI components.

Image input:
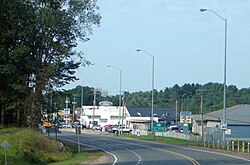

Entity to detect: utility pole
[197,86,206,140]
[65,97,70,125]
[80,81,83,128]
[181,94,186,111]
[175,99,178,126]
[121,92,125,134]
[72,94,77,123]
[92,89,96,128]
[200,88,204,140]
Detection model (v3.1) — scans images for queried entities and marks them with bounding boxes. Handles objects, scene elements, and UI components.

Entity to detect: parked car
[93,125,101,130]
[62,124,72,128]
[55,123,63,129]
[105,124,115,132]
[111,125,132,134]
[168,125,179,132]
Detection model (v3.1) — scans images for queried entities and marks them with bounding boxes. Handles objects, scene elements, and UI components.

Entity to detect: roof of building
[127,108,178,120]
[192,114,219,122]
[81,105,130,117]
[193,104,250,125]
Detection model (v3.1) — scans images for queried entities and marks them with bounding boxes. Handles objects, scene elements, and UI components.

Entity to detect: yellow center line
[151,146,200,165]
[99,137,200,165]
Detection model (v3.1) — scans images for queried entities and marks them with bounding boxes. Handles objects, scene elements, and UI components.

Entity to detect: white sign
[225,129,231,135]
[1,141,9,149]
[64,108,70,115]
[180,111,192,124]
[221,124,227,130]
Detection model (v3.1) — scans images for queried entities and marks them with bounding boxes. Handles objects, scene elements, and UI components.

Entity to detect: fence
[155,128,250,154]
[161,131,190,140]
[131,130,190,140]
[188,135,250,153]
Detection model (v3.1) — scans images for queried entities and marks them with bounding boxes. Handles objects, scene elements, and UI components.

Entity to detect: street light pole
[136,49,154,132]
[72,94,77,122]
[107,65,122,135]
[80,81,83,128]
[200,8,227,142]
[65,97,70,125]
[181,94,186,112]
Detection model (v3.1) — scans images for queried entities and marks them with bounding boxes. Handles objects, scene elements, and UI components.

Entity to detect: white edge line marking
[121,137,250,162]
[57,137,118,165]
[181,146,250,162]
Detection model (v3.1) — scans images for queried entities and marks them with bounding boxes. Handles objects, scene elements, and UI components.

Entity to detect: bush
[11,128,71,164]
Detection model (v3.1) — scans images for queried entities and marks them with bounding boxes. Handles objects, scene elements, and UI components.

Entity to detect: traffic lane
[59,134,141,165]
[143,141,250,165]
[58,133,196,165]
[100,136,196,165]
[64,133,197,165]
[110,136,197,165]
[100,136,195,165]
[57,132,250,164]
[75,134,141,164]
[179,146,250,165]
[116,137,250,165]
[130,144,195,165]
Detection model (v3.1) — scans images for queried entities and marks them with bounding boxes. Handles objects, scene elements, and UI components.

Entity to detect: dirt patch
[80,152,112,165]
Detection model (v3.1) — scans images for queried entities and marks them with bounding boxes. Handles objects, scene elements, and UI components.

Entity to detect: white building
[81,104,130,128]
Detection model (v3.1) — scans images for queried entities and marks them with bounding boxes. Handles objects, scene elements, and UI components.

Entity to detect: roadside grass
[0,128,31,165]
[122,134,188,145]
[49,140,104,165]
[0,127,104,165]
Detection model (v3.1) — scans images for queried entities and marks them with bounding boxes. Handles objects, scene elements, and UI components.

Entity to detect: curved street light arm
[107,65,121,72]
[200,8,226,22]
[136,49,154,58]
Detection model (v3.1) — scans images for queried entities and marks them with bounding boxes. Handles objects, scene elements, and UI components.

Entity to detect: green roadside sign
[153,122,166,132]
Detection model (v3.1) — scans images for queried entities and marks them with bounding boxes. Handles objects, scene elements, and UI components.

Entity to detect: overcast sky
[62,0,250,95]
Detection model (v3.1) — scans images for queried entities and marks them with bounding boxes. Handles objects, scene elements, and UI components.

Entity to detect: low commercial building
[126,108,178,131]
[80,103,130,128]
[192,104,250,141]
[77,104,178,130]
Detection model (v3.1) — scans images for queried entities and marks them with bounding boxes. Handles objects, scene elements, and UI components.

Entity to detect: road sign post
[1,141,9,165]
[153,122,166,132]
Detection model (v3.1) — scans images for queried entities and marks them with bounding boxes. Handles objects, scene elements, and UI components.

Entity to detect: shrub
[11,128,71,164]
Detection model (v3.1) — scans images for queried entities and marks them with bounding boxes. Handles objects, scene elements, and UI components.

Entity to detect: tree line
[0,0,101,127]
[58,82,250,115]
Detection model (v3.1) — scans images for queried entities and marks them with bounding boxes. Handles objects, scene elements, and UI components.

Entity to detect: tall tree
[30,0,101,128]
[0,0,101,127]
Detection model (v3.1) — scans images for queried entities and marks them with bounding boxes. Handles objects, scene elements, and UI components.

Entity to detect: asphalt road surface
[55,130,250,165]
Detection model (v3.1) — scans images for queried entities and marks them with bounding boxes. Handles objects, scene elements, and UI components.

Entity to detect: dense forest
[61,83,250,115]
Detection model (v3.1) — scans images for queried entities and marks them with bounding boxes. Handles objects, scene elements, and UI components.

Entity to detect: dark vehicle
[54,123,63,129]
[82,124,86,129]
[105,124,115,132]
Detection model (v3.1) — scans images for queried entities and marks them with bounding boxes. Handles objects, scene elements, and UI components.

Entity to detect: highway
[56,130,250,165]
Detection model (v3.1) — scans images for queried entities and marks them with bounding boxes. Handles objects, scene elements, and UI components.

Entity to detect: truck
[42,119,52,128]
[111,125,132,134]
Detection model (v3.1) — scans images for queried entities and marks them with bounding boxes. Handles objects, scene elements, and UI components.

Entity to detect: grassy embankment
[122,134,188,146]
[0,127,104,165]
